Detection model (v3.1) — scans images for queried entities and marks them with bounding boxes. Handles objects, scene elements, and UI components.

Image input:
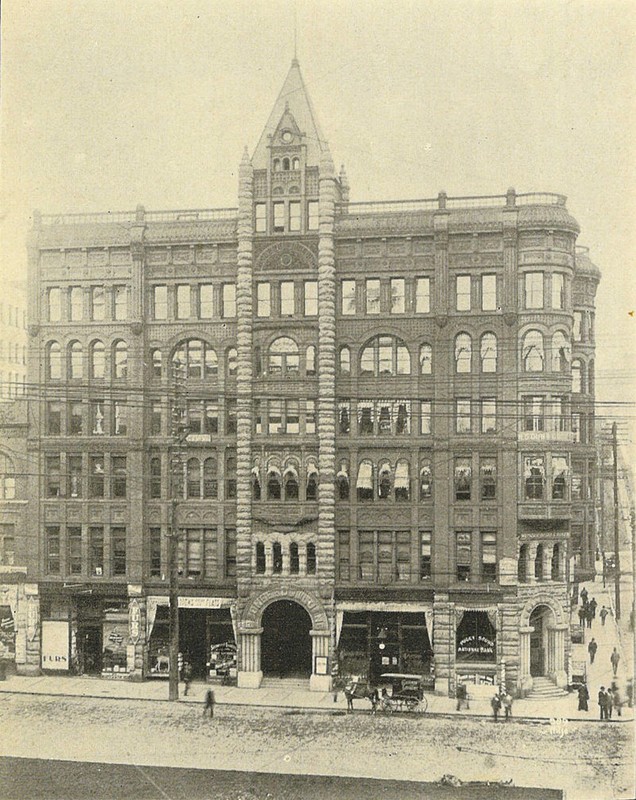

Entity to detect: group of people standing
[490,688,513,721]
[578,587,609,629]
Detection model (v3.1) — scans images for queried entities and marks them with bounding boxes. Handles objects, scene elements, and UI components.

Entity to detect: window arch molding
[479,332,498,373]
[551,329,571,372]
[358,334,411,377]
[68,340,83,380]
[89,339,105,379]
[267,336,300,376]
[171,338,218,379]
[112,339,128,379]
[46,340,62,381]
[521,329,545,373]
[454,332,472,374]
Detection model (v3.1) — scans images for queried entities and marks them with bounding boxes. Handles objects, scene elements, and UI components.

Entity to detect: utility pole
[168,358,187,701]
[612,422,621,620]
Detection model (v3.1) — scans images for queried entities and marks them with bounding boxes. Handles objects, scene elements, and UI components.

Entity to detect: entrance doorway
[261,600,312,678]
[77,626,102,674]
[529,605,554,677]
[179,608,208,679]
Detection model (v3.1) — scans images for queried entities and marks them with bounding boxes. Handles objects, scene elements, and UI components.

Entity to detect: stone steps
[261,677,309,691]
[527,677,569,699]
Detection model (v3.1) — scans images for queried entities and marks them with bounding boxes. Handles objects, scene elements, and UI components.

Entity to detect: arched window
[0,453,16,499]
[336,461,349,501]
[378,461,392,500]
[480,333,497,373]
[305,345,316,376]
[419,344,432,375]
[186,458,201,499]
[226,348,238,377]
[267,465,282,500]
[47,341,62,380]
[356,460,374,502]
[255,542,265,574]
[359,335,411,376]
[552,331,570,372]
[251,465,261,501]
[203,455,217,498]
[571,359,583,393]
[454,333,472,373]
[268,337,299,376]
[272,158,280,172]
[113,341,128,379]
[306,542,316,574]
[518,544,528,582]
[282,157,290,171]
[273,541,283,573]
[90,340,105,379]
[306,462,318,501]
[151,348,162,378]
[339,346,350,374]
[173,340,217,379]
[522,330,544,372]
[551,543,561,581]
[291,157,300,170]
[284,464,299,501]
[289,542,299,574]
[534,544,544,581]
[419,461,432,500]
[395,460,410,502]
[69,341,83,379]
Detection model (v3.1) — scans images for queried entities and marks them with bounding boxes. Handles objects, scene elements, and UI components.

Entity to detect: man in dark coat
[580,587,588,606]
[577,683,589,711]
[585,606,593,628]
[598,686,608,720]
[491,691,501,722]
[203,688,215,718]
[578,606,586,627]
[589,597,598,620]
[588,638,598,664]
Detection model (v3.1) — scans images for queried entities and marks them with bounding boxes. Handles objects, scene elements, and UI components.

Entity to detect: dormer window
[282,157,290,171]
[292,157,300,170]
[273,159,281,172]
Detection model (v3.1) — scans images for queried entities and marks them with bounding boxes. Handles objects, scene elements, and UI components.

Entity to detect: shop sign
[41,621,69,670]
[457,635,495,657]
[129,599,141,645]
[178,597,228,609]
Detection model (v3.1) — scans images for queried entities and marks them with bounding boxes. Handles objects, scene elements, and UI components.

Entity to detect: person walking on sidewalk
[598,686,609,720]
[610,647,620,677]
[455,682,469,711]
[578,606,586,627]
[491,691,502,722]
[589,597,598,621]
[580,587,588,606]
[502,690,513,721]
[183,661,192,696]
[588,638,598,664]
[203,688,215,718]
[585,606,593,628]
[600,606,609,626]
[577,683,589,712]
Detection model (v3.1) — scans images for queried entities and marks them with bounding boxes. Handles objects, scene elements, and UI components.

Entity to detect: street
[0,693,631,800]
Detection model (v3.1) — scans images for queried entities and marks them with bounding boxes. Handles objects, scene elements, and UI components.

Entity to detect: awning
[356,461,373,489]
[394,461,410,488]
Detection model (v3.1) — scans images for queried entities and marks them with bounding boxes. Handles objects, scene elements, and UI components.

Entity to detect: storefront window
[456,610,496,662]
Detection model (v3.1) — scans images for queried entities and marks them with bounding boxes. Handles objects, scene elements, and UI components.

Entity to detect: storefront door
[261,600,311,678]
[179,608,208,679]
[78,626,102,674]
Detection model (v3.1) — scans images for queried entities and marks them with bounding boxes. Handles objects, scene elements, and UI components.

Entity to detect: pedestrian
[611,682,623,717]
[578,606,586,627]
[610,647,620,677]
[502,690,513,721]
[203,688,215,718]
[491,691,501,722]
[589,597,598,620]
[599,606,609,626]
[577,683,589,712]
[587,637,597,664]
[585,606,593,629]
[598,686,608,720]
[580,587,588,606]
[455,682,469,711]
[183,660,192,696]
[626,678,633,708]
[606,687,613,719]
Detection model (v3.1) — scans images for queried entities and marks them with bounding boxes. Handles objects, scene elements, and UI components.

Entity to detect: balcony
[518,501,572,521]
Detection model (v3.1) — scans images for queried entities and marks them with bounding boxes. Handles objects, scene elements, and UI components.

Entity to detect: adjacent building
[0,281,28,400]
[20,59,601,695]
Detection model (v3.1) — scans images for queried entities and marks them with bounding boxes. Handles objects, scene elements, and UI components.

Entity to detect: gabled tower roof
[252,59,328,168]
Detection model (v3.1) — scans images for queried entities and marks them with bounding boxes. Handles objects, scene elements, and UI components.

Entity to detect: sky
[1,0,635,445]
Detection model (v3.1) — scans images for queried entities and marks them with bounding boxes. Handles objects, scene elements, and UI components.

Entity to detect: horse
[344,681,379,713]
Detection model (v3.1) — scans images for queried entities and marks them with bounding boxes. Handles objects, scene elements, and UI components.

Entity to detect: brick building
[0,280,28,400]
[23,59,600,695]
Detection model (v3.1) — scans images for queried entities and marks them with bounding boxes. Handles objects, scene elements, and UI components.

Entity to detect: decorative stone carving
[255,240,317,273]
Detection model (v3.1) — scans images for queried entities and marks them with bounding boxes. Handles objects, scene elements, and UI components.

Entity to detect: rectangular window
[305,399,316,434]
[357,402,374,435]
[113,401,127,436]
[89,526,104,576]
[47,401,62,435]
[67,526,82,575]
[112,527,127,576]
[205,401,219,435]
[552,455,568,500]
[179,529,202,578]
[187,400,203,435]
[419,460,433,500]
[304,281,318,316]
[48,288,62,322]
[456,531,472,581]
[481,532,497,582]
[415,277,430,313]
[222,284,236,318]
[67,455,82,499]
[69,287,83,321]
[481,398,496,433]
[456,275,471,311]
[455,458,472,501]
[90,400,105,436]
[338,529,350,581]
[68,401,83,435]
[289,201,301,231]
[480,458,497,500]
[420,530,432,580]
[225,451,237,500]
[525,272,544,309]
[523,396,544,432]
[307,200,319,230]
[150,527,162,577]
[199,284,214,319]
[456,399,472,434]
[524,455,545,500]
[255,203,266,233]
[225,528,237,578]
[358,530,375,580]
[273,201,285,232]
[150,456,162,499]
[365,279,380,314]
[111,456,127,498]
[91,286,105,320]
[341,280,356,315]
[113,285,128,320]
[46,455,61,498]
[481,274,497,311]
[150,401,162,435]
[280,281,295,315]
[89,455,105,497]
[572,412,582,443]
[254,400,262,434]
[552,273,565,310]
[552,396,567,432]
[268,400,283,434]
[176,284,191,319]
[225,398,237,435]
[420,400,432,435]
[46,526,61,574]
[390,278,405,314]
[285,400,300,434]
[257,282,271,317]
[153,285,168,320]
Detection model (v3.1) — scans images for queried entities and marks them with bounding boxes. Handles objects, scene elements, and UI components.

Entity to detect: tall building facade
[22,60,600,695]
[0,280,28,400]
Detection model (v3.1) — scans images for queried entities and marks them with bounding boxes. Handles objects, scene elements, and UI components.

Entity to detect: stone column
[433,596,454,696]
[553,623,568,687]
[237,627,263,688]
[542,544,552,583]
[519,625,533,695]
[527,544,538,583]
[309,631,331,692]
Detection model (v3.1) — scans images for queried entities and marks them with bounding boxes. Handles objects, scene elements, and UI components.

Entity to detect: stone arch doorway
[529,604,555,677]
[261,600,312,678]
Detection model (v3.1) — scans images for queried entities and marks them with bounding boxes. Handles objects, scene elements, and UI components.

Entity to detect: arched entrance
[261,600,312,678]
[529,604,555,677]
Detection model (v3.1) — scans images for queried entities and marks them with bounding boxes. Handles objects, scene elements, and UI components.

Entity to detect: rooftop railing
[36,206,238,227]
[337,190,567,215]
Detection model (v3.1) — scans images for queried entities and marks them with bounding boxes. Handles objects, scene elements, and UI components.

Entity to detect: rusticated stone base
[238,670,263,689]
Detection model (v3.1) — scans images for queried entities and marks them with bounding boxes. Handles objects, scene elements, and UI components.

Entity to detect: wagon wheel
[405,698,419,713]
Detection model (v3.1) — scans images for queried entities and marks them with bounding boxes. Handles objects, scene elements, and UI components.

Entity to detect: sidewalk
[0,671,632,723]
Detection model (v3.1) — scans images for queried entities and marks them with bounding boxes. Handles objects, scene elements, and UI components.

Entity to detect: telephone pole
[612,422,621,620]
[168,358,187,701]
